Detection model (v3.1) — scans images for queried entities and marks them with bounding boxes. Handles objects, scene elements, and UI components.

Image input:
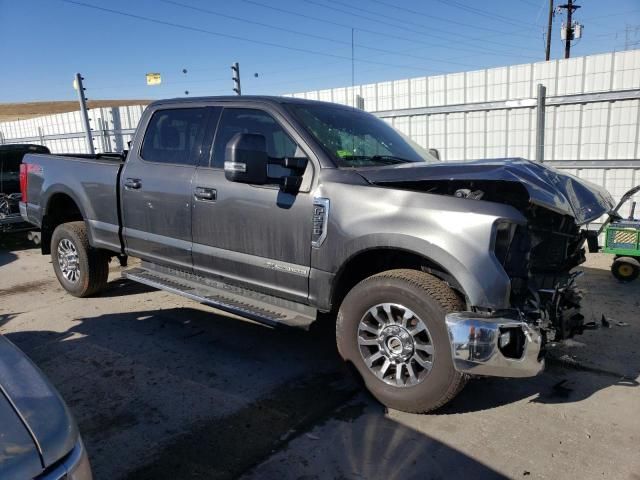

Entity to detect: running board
[122,265,317,329]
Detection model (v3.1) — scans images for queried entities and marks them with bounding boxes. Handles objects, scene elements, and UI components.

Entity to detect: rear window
[141,108,208,165]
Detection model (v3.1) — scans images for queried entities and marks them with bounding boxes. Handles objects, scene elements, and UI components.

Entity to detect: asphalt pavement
[1,235,638,479]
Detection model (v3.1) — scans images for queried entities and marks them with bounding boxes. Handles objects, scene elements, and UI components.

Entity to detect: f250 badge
[265,261,307,276]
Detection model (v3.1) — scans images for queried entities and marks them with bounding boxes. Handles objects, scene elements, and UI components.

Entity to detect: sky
[1,0,639,102]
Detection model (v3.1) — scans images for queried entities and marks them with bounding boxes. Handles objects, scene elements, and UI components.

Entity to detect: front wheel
[51,221,109,297]
[336,269,467,414]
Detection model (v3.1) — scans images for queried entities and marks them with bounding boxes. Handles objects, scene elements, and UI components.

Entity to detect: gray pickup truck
[20,96,614,413]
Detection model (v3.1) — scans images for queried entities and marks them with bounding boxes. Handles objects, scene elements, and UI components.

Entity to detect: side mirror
[428,148,441,161]
[224,133,269,185]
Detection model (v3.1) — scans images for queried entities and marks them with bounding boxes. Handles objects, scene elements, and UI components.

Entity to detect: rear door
[121,107,210,271]
[191,106,315,302]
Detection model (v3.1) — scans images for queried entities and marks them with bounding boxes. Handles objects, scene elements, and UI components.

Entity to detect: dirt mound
[0,100,150,122]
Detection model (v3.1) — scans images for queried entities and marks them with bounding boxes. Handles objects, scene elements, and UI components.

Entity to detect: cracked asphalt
[1,235,638,479]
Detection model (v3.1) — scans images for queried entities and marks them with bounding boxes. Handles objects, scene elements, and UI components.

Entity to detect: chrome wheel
[57,238,80,283]
[358,303,435,387]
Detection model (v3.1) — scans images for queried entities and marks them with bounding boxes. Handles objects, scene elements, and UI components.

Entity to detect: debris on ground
[562,339,586,348]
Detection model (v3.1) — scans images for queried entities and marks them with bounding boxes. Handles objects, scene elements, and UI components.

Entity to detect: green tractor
[600,185,640,282]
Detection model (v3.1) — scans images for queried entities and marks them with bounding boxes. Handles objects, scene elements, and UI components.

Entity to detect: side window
[212,108,299,168]
[141,108,208,165]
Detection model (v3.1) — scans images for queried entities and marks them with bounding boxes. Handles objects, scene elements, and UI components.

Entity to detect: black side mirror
[428,148,441,161]
[224,133,269,185]
[225,133,308,193]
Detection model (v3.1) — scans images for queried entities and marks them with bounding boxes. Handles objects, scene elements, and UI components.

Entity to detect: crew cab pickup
[20,96,615,413]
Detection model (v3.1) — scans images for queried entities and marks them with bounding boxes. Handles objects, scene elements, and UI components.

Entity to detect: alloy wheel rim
[357,303,434,388]
[57,238,80,283]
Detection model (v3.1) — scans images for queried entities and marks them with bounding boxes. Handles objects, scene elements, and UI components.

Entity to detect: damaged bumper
[445,312,544,378]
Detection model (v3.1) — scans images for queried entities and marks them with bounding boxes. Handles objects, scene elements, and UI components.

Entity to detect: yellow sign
[146,73,162,86]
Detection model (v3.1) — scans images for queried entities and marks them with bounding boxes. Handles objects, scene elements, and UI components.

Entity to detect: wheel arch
[327,246,469,314]
[41,190,86,254]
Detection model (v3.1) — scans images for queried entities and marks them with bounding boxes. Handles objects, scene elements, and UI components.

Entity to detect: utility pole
[559,0,580,59]
[74,73,95,155]
[231,62,241,96]
[535,84,547,163]
[545,0,554,61]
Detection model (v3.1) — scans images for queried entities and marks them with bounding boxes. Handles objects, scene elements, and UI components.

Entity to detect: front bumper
[445,312,544,378]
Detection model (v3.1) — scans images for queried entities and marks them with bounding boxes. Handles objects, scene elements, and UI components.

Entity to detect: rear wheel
[336,269,467,414]
[51,221,109,297]
[611,257,640,282]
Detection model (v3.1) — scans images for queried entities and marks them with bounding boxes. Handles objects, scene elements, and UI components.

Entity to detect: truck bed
[20,152,125,253]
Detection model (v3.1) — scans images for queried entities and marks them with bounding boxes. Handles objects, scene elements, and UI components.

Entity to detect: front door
[121,107,209,271]
[191,107,314,302]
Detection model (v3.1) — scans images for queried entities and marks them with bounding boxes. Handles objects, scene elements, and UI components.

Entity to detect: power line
[305,0,541,54]
[59,0,479,74]
[518,0,545,7]
[238,0,539,60]
[158,0,484,69]
[432,0,535,28]
[365,0,532,38]
[159,0,349,48]
[580,10,640,23]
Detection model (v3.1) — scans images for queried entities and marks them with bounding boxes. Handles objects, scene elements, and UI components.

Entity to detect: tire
[611,257,640,282]
[51,221,109,297]
[336,269,467,414]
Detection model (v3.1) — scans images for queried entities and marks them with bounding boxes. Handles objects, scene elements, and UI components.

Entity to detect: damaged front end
[359,158,616,377]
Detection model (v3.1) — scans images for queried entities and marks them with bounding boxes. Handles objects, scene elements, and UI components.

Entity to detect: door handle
[194,187,217,201]
[124,178,142,190]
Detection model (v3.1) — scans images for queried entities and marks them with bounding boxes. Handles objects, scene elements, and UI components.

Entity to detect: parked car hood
[0,391,43,479]
[357,158,615,225]
[0,335,78,471]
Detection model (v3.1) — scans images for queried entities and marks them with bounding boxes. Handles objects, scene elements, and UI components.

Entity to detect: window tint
[212,108,298,168]
[141,108,208,165]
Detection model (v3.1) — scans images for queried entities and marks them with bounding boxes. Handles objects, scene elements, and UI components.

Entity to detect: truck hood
[357,158,615,225]
[0,335,78,470]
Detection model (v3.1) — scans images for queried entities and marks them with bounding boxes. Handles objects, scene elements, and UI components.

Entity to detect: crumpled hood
[357,158,615,225]
[0,335,78,470]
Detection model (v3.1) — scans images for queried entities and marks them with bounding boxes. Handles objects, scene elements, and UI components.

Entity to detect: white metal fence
[0,105,145,155]
[288,49,640,163]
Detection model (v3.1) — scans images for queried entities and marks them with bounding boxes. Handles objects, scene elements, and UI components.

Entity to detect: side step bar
[122,264,317,330]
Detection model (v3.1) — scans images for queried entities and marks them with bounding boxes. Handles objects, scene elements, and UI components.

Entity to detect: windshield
[286,103,439,167]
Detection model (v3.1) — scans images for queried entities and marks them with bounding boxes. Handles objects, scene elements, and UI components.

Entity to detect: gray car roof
[148,95,353,109]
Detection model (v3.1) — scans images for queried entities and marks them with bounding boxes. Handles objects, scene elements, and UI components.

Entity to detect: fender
[330,233,511,310]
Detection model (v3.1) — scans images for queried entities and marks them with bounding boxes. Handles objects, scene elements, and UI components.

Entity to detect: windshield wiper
[370,155,414,164]
[341,154,414,165]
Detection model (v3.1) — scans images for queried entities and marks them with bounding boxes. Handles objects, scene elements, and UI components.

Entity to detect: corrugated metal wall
[287,49,640,217]
[289,49,640,163]
[0,105,145,154]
